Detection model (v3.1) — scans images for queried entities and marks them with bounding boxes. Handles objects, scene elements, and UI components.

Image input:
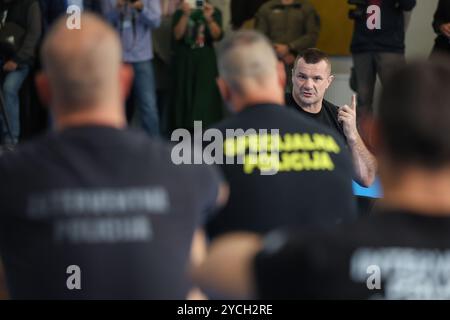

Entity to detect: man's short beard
[293,89,321,108]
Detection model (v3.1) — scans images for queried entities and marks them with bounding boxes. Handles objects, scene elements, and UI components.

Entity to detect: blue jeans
[0,65,29,144]
[131,60,159,136]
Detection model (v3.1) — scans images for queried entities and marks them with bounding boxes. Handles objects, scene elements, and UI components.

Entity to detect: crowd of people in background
[0,0,449,300]
[0,0,449,147]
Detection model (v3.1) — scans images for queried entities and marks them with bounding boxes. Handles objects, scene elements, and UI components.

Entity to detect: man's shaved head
[41,13,123,114]
[217,30,279,92]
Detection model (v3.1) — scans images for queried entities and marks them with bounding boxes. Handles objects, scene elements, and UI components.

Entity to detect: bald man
[0,14,225,299]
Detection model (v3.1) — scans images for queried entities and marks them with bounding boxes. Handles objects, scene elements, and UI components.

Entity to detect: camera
[348,0,367,20]
[187,0,204,8]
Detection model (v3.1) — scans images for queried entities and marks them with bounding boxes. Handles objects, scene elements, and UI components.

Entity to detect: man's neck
[234,97,284,113]
[292,93,323,114]
[380,166,450,216]
[53,104,127,131]
[232,88,285,113]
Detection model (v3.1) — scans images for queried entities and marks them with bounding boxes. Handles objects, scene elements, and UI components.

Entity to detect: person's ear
[276,61,286,90]
[34,72,52,107]
[327,74,335,88]
[119,63,134,102]
[216,77,231,102]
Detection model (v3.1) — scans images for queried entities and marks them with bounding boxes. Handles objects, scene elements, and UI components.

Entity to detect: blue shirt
[102,0,161,63]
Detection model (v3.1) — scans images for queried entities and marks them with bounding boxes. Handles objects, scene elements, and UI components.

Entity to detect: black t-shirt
[350,0,416,54]
[285,94,346,140]
[255,209,450,299]
[205,104,357,240]
[0,126,221,299]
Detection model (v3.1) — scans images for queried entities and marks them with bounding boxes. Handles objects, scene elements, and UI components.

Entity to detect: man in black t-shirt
[195,59,450,300]
[287,48,376,187]
[0,14,225,299]
[205,31,357,241]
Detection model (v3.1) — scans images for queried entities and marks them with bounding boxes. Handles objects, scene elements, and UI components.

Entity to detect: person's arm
[187,165,229,299]
[433,0,446,33]
[189,181,229,275]
[134,0,161,29]
[186,229,209,300]
[13,1,42,66]
[193,233,263,299]
[338,95,377,187]
[288,5,320,54]
[173,3,191,40]
[204,3,222,41]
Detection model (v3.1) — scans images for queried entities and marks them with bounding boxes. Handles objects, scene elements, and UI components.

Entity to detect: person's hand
[116,0,126,9]
[203,2,214,21]
[440,22,450,38]
[338,94,359,145]
[131,0,144,11]
[3,61,17,72]
[182,1,191,16]
[274,43,290,58]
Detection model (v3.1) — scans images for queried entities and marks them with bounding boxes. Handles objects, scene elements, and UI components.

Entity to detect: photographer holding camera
[102,0,161,136]
[168,0,224,131]
[350,0,416,116]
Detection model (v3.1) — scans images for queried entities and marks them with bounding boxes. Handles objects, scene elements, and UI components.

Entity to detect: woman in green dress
[170,0,225,132]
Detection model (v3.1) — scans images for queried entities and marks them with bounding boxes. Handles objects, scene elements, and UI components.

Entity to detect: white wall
[405,0,439,59]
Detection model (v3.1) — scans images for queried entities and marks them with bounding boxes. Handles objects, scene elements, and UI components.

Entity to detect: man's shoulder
[0,128,171,169]
[322,99,340,113]
[285,102,346,143]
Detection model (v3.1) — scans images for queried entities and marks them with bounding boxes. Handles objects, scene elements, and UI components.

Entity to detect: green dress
[170,7,225,132]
